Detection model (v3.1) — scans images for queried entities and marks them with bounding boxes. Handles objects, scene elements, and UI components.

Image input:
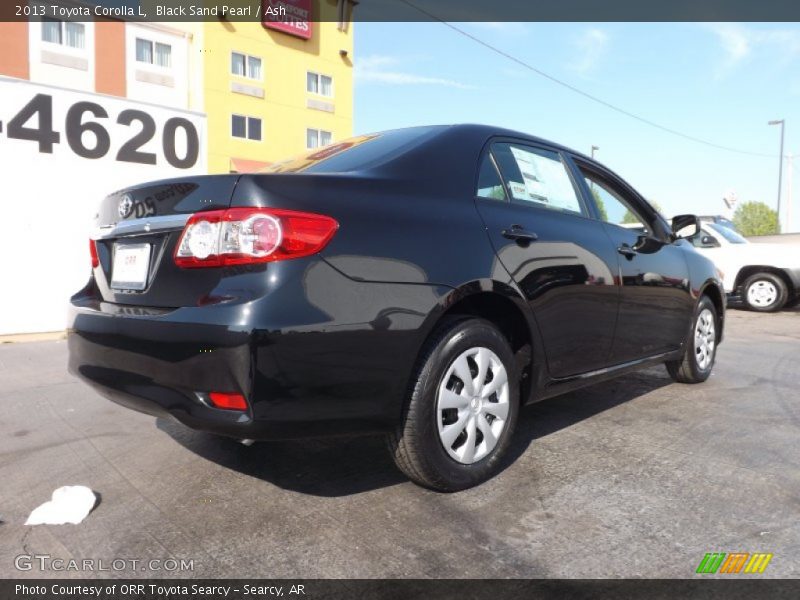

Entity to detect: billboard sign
[262,0,313,40]
[0,76,206,334]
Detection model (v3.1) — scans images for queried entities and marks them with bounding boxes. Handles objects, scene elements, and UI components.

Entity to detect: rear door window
[490,142,586,216]
[476,154,507,200]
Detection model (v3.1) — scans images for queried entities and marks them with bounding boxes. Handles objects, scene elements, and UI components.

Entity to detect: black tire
[666,295,718,384]
[388,318,520,492]
[742,272,788,312]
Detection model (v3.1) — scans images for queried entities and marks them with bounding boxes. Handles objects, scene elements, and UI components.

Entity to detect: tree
[733,201,780,236]
[622,200,662,224]
[591,186,608,221]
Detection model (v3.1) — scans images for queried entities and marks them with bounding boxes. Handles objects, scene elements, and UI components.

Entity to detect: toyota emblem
[118,194,134,219]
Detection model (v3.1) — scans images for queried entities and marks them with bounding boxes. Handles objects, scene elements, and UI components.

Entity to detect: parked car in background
[699,215,740,233]
[68,124,725,491]
[689,222,800,312]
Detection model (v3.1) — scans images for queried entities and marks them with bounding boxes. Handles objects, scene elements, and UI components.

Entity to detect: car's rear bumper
[68,299,259,438]
[68,260,435,440]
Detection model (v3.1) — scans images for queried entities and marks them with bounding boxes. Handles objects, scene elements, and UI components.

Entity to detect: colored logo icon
[696,552,773,574]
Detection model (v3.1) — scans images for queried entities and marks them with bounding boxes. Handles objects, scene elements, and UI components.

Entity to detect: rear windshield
[261,126,445,174]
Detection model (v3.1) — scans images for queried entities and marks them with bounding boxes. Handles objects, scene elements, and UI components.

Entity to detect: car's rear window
[262,126,446,174]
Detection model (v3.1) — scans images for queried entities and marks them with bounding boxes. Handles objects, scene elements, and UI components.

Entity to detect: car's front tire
[742,272,788,312]
[666,295,718,384]
[388,318,519,492]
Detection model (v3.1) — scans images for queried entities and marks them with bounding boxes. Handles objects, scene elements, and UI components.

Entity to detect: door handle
[502,225,538,243]
[617,244,637,259]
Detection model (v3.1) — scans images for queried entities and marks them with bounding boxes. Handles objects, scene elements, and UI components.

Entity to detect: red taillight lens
[208,391,248,411]
[174,208,338,268]
[89,239,99,269]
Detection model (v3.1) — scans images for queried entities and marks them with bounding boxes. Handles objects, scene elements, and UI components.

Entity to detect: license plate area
[111,243,152,291]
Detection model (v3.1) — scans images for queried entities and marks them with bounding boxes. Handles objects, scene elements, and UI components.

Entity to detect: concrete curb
[0,331,67,344]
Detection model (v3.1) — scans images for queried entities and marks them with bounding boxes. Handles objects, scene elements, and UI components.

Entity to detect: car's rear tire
[666,295,718,384]
[742,272,788,312]
[388,318,519,492]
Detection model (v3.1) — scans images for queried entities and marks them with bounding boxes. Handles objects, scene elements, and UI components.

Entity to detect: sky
[352,22,800,232]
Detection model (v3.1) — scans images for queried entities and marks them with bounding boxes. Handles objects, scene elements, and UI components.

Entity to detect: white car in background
[689,223,800,312]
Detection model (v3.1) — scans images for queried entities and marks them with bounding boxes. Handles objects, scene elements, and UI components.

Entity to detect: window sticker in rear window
[506,146,582,214]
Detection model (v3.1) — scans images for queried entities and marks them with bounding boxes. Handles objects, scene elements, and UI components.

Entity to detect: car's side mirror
[700,235,721,248]
[671,214,700,239]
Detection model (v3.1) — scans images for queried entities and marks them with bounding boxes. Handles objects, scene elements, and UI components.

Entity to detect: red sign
[262,0,313,40]
[306,142,354,161]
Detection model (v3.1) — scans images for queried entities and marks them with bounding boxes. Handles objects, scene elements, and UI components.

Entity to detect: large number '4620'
[5,93,199,169]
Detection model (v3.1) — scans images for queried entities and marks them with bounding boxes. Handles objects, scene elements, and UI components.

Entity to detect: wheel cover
[436,346,510,464]
[694,308,716,371]
[747,280,778,308]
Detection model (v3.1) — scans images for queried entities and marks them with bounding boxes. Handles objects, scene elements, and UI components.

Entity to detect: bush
[733,202,780,236]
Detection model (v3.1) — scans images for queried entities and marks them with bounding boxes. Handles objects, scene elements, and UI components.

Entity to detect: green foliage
[591,187,608,221]
[733,201,780,236]
[621,210,639,224]
[488,185,506,200]
[622,200,662,224]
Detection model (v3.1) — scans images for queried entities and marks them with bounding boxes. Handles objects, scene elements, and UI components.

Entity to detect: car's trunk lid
[91,175,240,308]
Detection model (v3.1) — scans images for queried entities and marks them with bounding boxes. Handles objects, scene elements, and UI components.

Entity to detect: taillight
[89,239,99,269]
[174,208,338,268]
[208,391,248,411]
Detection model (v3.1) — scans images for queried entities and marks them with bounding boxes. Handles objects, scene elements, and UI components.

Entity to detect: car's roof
[411,123,595,162]
[259,124,610,199]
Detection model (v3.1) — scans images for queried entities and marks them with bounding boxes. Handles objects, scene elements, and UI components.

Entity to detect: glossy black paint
[68,124,725,440]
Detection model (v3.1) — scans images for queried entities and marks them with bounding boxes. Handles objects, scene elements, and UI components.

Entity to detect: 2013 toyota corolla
[68,125,725,491]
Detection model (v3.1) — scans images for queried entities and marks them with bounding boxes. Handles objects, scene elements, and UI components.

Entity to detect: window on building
[231,52,262,80]
[42,18,85,49]
[306,72,333,97]
[136,38,172,68]
[232,115,262,141]
[306,128,333,149]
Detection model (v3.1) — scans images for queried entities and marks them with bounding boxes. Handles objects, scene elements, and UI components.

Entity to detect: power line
[397,0,781,159]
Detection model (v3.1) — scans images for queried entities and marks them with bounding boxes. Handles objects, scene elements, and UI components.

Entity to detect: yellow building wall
[157,22,205,112]
[201,11,353,173]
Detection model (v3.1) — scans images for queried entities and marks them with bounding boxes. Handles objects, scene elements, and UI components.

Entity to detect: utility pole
[788,153,793,233]
[590,146,599,193]
[768,119,785,231]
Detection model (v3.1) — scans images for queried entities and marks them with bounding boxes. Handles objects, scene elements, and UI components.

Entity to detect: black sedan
[68,124,725,491]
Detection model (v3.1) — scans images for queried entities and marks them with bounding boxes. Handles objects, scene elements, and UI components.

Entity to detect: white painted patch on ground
[25,486,97,526]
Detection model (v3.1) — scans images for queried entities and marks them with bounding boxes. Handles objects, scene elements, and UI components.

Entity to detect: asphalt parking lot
[1,306,798,579]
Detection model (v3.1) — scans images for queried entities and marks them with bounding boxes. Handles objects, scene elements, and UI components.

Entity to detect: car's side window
[582,171,652,235]
[476,153,508,200]
[490,143,586,216]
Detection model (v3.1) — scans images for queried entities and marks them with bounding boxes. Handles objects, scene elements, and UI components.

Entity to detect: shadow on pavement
[158,367,673,498]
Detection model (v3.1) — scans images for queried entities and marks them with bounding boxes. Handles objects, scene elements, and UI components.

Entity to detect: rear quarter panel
[230,172,527,425]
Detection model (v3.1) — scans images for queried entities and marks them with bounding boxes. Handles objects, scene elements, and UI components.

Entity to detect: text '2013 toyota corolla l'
[68,125,725,491]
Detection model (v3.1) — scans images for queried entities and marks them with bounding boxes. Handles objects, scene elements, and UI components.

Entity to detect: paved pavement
[1,307,798,579]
